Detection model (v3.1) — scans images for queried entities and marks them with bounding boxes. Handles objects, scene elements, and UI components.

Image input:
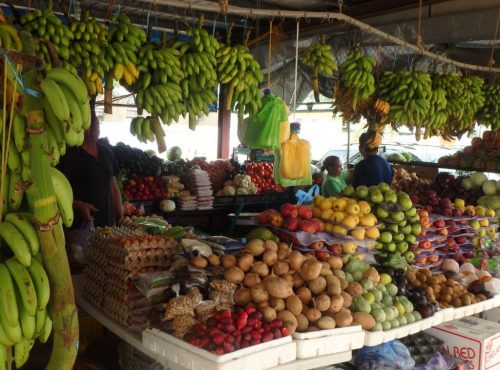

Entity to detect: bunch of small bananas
[300,40,336,102]
[379,71,431,138]
[339,48,376,110]
[67,13,109,95]
[178,20,219,129]
[135,43,184,125]
[129,115,165,145]
[446,76,484,135]
[217,43,263,115]
[103,14,145,89]
[19,9,75,73]
[476,81,499,130]
[332,83,366,124]
[0,23,22,51]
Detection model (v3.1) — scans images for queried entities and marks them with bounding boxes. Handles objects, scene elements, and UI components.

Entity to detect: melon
[470,172,488,187]
[462,177,473,191]
[159,199,176,212]
[483,180,497,196]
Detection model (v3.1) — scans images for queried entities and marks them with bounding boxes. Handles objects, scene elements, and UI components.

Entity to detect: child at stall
[321,156,349,196]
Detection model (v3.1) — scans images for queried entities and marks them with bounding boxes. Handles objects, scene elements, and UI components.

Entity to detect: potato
[345,281,363,296]
[329,294,344,313]
[273,261,290,276]
[363,268,380,285]
[306,326,319,332]
[233,288,251,306]
[258,301,270,309]
[300,259,322,281]
[264,276,293,299]
[326,256,343,270]
[292,272,305,288]
[245,239,265,256]
[352,312,376,330]
[261,306,277,322]
[277,243,292,261]
[308,276,327,295]
[252,262,270,277]
[305,308,322,323]
[238,253,254,272]
[326,275,341,295]
[289,251,307,271]
[296,314,309,332]
[285,295,303,316]
[281,274,295,287]
[320,262,332,276]
[270,297,286,311]
[297,287,312,304]
[317,316,336,330]
[339,278,348,290]
[251,283,269,303]
[277,310,298,328]
[243,273,262,288]
[334,310,353,327]
[264,240,278,252]
[333,269,346,280]
[191,256,208,268]
[222,254,237,268]
[208,254,221,266]
[341,291,352,309]
[262,250,278,266]
[224,267,244,284]
[314,294,330,312]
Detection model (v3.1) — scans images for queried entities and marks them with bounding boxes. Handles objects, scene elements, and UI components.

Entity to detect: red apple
[298,220,317,233]
[455,236,467,244]
[327,243,342,256]
[433,220,445,228]
[425,205,434,213]
[309,218,325,232]
[310,241,325,250]
[452,208,463,217]
[297,205,313,220]
[280,203,298,218]
[269,213,284,228]
[257,210,272,225]
[464,208,475,217]
[283,217,299,232]
[315,251,330,261]
[442,208,453,217]
[410,195,420,204]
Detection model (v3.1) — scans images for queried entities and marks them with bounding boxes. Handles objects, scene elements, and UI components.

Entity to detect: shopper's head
[360,131,379,157]
[85,105,100,143]
[322,156,342,177]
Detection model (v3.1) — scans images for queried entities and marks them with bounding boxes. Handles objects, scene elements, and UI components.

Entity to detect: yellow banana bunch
[67,12,109,95]
[374,99,390,115]
[379,70,431,139]
[217,43,263,116]
[477,82,500,130]
[19,9,75,74]
[301,40,336,102]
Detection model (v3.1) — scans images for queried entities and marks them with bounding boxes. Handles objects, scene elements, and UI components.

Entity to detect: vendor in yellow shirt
[321,156,349,196]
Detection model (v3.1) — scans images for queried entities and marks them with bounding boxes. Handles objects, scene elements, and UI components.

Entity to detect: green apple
[403,251,414,263]
[408,215,420,224]
[384,191,397,204]
[374,242,384,250]
[405,234,417,244]
[370,189,384,204]
[400,225,412,235]
[391,211,405,222]
[385,242,396,252]
[355,185,369,199]
[378,251,388,259]
[398,220,408,227]
[376,207,389,219]
[393,233,405,242]
[411,224,422,235]
[405,207,417,217]
[398,196,413,211]
[396,241,409,253]
[379,231,393,243]
[343,185,355,196]
[378,182,391,192]
[386,224,399,233]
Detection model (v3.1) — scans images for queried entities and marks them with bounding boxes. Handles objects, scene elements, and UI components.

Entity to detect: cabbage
[462,177,473,191]
[478,195,491,207]
[223,186,236,196]
[236,188,249,195]
[470,172,488,187]
[483,180,497,195]
[159,199,176,212]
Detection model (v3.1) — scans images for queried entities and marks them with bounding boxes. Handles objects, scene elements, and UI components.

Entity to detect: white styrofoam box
[425,316,500,370]
[272,350,352,370]
[483,307,500,324]
[143,328,296,370]
[440,308,455,323]
[292,325,364,359]
[452,305,467,320]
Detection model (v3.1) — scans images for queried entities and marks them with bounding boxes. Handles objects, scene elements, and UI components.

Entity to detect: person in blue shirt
[352,131,393,187]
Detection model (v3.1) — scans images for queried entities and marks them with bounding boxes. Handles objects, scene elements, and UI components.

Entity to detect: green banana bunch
[379,70,431,139]
[68,11,109,95]
[339,47,376,110]
[0,23,23,51]
[301,40,336,102]
[129,115,165,145]
[217,43,263,116]
[19,9,75,74]
[446,76,485,135]
[476,81,500,130]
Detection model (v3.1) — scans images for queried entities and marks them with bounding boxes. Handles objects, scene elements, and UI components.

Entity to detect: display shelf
[388,160,500,174]
[272,351,352,370]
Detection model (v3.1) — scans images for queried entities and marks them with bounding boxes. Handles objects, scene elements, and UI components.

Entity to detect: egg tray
[107,236,177,252]
[108,257,171,271]
[400,332,444,365]
[104,295,153,317]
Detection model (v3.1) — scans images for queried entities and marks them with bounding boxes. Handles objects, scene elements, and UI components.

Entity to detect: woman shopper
[321,156,349,196]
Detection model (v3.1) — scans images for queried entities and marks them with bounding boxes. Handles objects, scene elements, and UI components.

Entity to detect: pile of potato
[210,239,359,333]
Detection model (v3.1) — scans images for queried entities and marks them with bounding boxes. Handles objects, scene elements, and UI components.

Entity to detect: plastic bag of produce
[66,221,94,272]
[241,93,288,150]
[274,132,312,187]
[354,340,415,370]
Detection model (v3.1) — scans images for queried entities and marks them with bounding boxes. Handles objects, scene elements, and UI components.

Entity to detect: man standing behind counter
[352,130,393,188]
[58,104,123,228]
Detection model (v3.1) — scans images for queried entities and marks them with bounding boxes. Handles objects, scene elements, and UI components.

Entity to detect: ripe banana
[27,259,50,310]
[5,213,40,256]
[6,258,38,316]
[49,167,74,228]
[0,263,19,327]
[0,222,31,267]
[301,40,336,102]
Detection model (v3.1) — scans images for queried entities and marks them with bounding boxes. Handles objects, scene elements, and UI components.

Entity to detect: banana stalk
[21,34,78,370]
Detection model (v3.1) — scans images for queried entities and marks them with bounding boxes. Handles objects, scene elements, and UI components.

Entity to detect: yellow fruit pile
[312,195,380,240]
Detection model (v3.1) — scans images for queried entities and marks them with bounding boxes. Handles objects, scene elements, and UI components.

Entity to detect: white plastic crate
[292,325,364,359]
[142,328,296,370]
[272,350,352,370]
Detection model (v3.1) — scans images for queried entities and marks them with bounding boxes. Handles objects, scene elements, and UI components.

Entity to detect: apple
[310,241,325,250]
[455,235,467,244]
[464,208,475,217]
[411,224,422,236]
[280,203,298,218]
[358,201,371,215]
[424,205,434,214]
[297,205,313,219]
[299,220,317,233]
[342,241,357,254]
[283,217,299,232]
[346,203,360,215]
[405,207,417,217]
[327,243,342,256]
[331,211,345,223]
[269,213,284,228]
[376,207,389,219]
[391,211,405,222]
[433,219,445,228]
[393,233,405,242]
[400,225,412,235]
[332,198,347,211]
[410,195,421,204]
[380,231,393,243]
[378,183,391,192]
[315,251,330,261]
[398,196,413,211]
[309,218,325,232]
[403,251,414,263]
[452,208,463,217]
[343,185,355,196]
[454,198,465,208]
[396,241,409,253]
[405,234,417,244]
[408,215,420,224]
[386,224,399,233]
[442,208,453,217]
[398,220,407,227]
[385,242,396,252]
[369,189,384,204]
[355,186,369,200]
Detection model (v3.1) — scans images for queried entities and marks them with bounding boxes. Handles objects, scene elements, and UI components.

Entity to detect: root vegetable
[308,276,327,295]
[245,239,265,256]
[345,281,363,296]
[329,294,344,314]
[262,250,278,266]
[363,268,380,285]
[264,240,278,252]
[261,306,277,322]
[326,256,343,270]
[288,251,307,271]
[320,262,333,276]
[281,274,294,287]
[305,308,322,323]
[292,272,305,288]
[233,288,252,306]
[222,255,237,268]
[326,275,341,295]
[297,287,312,304]
[252,262,269,277]
[273,261,290,276]
[296,314,309,332]
[250,283,269,303]
[317,316,336,330]
[238,253,254,272]
[243,273,262,288]
[277,310,298,328]
[277,243,292,260]
[313,294,330,312]
[352,312,376,330]
[208,254,221,266]
[224,267,245,284]
[341,292,352,309]
[191,255,208,268]
[270,297,286,311]
[300,259,322,281]
[264,276,293,299]
[334,310,353,327]
[286,295,303,316]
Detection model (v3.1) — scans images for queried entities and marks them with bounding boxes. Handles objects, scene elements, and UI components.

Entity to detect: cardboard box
[425,316,500,370]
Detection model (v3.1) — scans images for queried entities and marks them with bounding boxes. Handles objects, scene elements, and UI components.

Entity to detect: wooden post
[217,88,231,159]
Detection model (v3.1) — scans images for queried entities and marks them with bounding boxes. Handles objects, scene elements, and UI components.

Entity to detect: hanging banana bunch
[217,31,263,118]
[19,9,75,74]
[420,74,449,138]
[0,23,23,52]
[67,12,109,95]
[378,70,431,139]
[300,38,336,102]
[476,81,499,131]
